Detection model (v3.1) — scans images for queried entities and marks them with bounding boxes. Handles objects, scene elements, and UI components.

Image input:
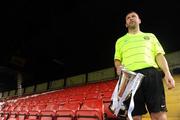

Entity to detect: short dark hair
[125,10,140,19]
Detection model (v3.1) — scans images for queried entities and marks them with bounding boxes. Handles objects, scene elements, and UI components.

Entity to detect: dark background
[1,0,180,91]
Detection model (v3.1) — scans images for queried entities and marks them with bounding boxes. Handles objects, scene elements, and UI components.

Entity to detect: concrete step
[142,117,180,120]
[166,95,180,103]
[166,103,180,117]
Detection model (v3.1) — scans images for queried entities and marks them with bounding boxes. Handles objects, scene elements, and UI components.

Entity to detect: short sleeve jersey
[114,32,165,71]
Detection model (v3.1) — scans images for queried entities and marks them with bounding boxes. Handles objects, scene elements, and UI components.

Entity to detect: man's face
[125,12,141,29]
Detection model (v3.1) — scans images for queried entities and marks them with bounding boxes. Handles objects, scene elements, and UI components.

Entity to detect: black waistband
[134,67,164,77]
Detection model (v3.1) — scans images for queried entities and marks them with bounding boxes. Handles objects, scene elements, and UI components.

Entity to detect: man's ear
[139,18,141,24]
[125,23,128,28]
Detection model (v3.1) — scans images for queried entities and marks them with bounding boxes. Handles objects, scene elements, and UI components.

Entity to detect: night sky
[1,0,180,89]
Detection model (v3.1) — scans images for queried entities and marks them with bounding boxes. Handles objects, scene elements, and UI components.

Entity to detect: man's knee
[132,116,142,120]
[150,112,167,120]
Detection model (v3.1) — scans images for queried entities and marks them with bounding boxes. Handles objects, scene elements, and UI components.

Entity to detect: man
[114,11,175,120]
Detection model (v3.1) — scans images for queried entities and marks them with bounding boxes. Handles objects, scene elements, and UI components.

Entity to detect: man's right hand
[114,59,123,76]
[116,65,123,76]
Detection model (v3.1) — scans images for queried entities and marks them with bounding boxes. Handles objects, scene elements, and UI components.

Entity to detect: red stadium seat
[26,111,39,120]
[17,111,27,120]
[68,95,85,103]
[55,102,80,120]
[44,103,61,112]
[101,91,112,99]
[31,104,47,112]
[0,111,9,120]
[76,99,103,120]
[76,110,101,120]
[85,93,101,100]
[40,111,55,120]
[7,111,19,120]
[102,99,117,119]
[14,105,23,112]
[56,110,74,120]
[21,105,32,112]
[1,105,10,112]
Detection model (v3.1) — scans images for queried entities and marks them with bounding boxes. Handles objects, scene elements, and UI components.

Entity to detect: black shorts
[124,67,167,116]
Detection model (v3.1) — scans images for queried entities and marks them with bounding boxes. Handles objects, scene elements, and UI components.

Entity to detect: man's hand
[164,73,175,90]
[116,65,123,76]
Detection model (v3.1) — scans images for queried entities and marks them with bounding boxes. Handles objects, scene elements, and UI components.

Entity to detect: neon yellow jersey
[114,32,165,71]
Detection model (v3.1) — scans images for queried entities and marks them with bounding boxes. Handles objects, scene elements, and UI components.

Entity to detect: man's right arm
[114,59,122,76]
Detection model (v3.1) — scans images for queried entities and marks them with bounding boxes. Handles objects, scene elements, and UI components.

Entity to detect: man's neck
[128,27,140,34]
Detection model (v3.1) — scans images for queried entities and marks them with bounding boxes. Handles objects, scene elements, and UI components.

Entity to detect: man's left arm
[155,53,175,89]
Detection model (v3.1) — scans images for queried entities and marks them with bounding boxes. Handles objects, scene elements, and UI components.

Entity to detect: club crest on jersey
[144,36,150,40]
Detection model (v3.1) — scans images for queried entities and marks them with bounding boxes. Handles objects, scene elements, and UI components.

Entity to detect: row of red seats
[0,79,118,120]
[3,91,113,111]
[0,99,103,120]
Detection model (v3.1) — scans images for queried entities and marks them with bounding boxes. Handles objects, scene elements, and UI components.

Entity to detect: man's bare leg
[126,115,142,120]
[150,112,167,120]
